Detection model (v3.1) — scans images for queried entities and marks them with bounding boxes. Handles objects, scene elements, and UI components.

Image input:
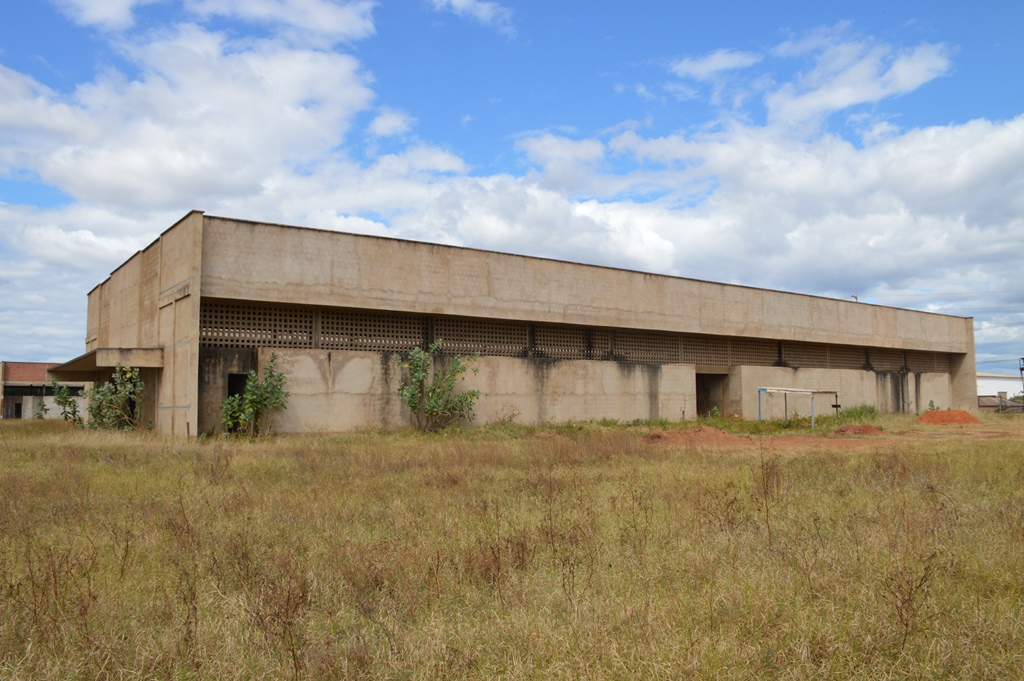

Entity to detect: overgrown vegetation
[221,352,290,436]
[86,364,144,430]
[837,403,880,421]
[395,338,480,430]
[51,380,83,426]
[1,415,1022,678]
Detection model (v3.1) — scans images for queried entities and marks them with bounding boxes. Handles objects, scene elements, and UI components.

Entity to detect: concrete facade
[52,211,977,435]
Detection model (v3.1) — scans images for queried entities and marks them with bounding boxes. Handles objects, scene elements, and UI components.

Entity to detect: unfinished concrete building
[51,211,977,435]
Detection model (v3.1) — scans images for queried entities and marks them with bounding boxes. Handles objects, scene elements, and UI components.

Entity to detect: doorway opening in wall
[14,402,23,419]
[227,373,247,400]
[696,374,726,417]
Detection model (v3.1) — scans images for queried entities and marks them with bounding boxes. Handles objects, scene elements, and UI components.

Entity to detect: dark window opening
[696,374,726,417]
[227,373,248,398]
[2,385,84,397]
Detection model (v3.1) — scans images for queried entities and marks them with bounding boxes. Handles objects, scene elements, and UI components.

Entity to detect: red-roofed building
[0,361,87,420]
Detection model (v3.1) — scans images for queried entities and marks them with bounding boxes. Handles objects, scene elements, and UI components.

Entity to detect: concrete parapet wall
[200,215,973,354]
[257,348,403,434]
[246,349,696,433]
[207,349,956,434]
[463,356,694,425]
[729,366,953,419]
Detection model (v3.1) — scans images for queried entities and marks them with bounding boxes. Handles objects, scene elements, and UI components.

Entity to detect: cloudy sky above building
[1,0,1022,373]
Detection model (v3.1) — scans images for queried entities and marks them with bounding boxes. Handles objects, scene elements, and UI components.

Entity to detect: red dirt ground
[644,426,742,447]
[833,424,885,436]
[918,410,982,425]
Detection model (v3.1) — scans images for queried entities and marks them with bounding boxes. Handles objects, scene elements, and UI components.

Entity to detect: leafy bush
[87,365,144,430]
[395,339,480,431]
[52,379,83,426]
[221,353,290,436]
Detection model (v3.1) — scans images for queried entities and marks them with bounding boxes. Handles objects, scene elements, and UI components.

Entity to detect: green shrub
[395,339,480,431]
[52,379,83,426]
[87,365,144,430]
[221,353,290,436]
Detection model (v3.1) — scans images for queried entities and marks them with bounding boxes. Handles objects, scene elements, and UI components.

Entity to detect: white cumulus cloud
[767,38,951,126]
[428,0,515,37]
[671,48,762,81]
[53,0,160,30]
[185,0,377,42]
[369,108,415,136]
[2,24,375,209]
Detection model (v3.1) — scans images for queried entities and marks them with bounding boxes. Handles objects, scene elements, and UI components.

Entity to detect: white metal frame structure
[757,387,840,430]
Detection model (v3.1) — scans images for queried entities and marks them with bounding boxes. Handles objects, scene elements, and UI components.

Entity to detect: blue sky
[1,0,1022,378]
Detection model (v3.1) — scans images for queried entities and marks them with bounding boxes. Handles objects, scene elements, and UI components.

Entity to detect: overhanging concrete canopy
[49,348,163,382]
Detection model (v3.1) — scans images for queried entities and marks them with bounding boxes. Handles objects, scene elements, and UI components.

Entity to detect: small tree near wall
[87,364,144,430]
[395,339,480,431]
[51,379,83,426]
[221,352,290,436]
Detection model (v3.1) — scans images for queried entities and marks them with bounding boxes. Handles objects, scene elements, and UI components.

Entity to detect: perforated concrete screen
[198,300,951,373]
[782,342,829,369]
[870,348,907,372]
[681,336,729,365]
[828,345,869,370]
[731,338,779,366]
[615,329,680,364]
[908,350,951,373]
[321,308,423,353]
[199,302,313,348]
[533,325,596,359]
[435,318,529,357]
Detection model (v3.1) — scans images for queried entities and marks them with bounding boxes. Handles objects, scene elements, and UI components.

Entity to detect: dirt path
[644,414,1023,454]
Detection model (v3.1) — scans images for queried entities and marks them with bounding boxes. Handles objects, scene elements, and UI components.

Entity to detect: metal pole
[1019,358,1024,400]
[811,394,815,431]
[784,393,788,424]
[758,389,762,422]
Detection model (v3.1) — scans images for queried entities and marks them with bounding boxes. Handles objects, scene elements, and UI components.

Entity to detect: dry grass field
[1,413,1023,679]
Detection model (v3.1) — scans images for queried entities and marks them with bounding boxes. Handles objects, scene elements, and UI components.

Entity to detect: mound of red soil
[834,424,884,436]
[645,426,743,447]
[918,409,982,425]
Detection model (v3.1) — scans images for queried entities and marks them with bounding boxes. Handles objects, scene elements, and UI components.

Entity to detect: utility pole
[1019,358,1024,399]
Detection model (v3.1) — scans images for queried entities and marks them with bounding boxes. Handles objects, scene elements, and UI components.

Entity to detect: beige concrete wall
[259,349,695,433]
[257,348,403,433]
[464,356,694,425]
[198,348,256,434]
[227,349,954,433]
[85,288,101,352]
[949,336,977,412]
[917,373,954,411]
[199,215,973,354]
[728,366,953,419]
[82,211,204,435]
